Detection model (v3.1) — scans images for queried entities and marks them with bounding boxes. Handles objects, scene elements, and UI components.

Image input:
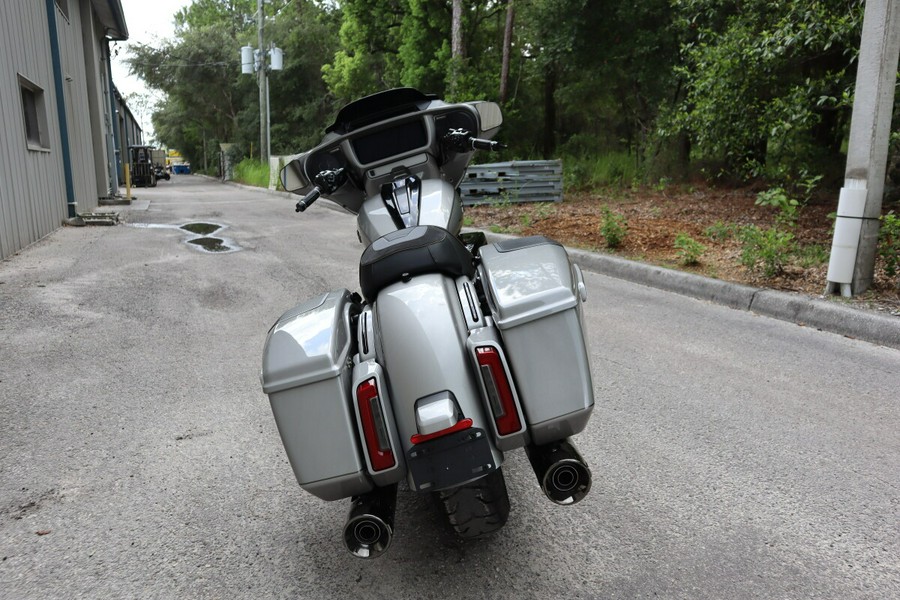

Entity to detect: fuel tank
[357,178,463,246]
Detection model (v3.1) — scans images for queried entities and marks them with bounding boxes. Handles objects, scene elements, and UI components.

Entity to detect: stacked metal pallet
[460,160,563,205]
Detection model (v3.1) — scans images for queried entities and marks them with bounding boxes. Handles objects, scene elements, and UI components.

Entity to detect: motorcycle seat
[359,225,474,302]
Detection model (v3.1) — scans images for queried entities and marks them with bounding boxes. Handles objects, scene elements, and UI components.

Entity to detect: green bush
[879,211,900,282]
[674,233,706,266]
[755,186,801,228]
[704,220,738,241]
[738,225,795,277]
[232,158,270,188]
[600,207,628,248]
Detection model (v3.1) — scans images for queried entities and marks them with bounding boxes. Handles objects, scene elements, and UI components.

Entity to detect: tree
[174,0,259,35]
[128,23,253,165]
[514,0,586,157]
[323,0,507,105]
[499,1,514,103]
[321,0,407,102]
[266,0,342,152]
[124,0,872,186]
[128,0,338,164]
[664,0,865,182]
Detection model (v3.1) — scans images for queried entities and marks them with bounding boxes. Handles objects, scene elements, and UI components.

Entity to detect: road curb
[206,179,900,350]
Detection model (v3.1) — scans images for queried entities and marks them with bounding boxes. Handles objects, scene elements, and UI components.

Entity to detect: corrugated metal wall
[0,1,67,260]
[57,0,100,213]
[0,0,117,260]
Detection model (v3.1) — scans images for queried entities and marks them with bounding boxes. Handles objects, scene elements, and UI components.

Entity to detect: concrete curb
[203,178,900,350]
[482,231,900,351]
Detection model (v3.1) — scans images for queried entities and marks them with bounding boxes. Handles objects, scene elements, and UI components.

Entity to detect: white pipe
[826,178,868,297]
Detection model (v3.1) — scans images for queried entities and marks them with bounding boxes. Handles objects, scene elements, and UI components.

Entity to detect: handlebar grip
[295,188,321,212]
[471,138,507,152]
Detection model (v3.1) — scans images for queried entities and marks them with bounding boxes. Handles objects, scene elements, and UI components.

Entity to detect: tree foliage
[664,0,865,181]
[126,0,884,186]
[126,0,338,167]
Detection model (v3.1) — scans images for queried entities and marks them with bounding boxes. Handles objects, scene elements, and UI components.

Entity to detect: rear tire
[437,468,510,538]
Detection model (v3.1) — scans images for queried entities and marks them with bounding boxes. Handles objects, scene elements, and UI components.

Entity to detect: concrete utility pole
[240,8,281,166]
[826,0,900,297]
[257,0,267,163]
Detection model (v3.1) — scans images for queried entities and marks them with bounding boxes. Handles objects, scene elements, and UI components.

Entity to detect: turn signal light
[356,378,396,472]
[475,346,522,436]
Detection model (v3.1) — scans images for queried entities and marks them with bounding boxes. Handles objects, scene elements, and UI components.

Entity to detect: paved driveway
[1,176,898,599]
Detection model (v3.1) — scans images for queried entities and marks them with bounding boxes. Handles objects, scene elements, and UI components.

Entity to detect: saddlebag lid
[479,237,578,329]
[261,290,355,394]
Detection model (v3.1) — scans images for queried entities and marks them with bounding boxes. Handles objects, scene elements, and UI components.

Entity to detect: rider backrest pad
[359,226,474,302]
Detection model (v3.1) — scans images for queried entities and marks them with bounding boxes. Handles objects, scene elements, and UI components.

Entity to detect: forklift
[128,145,162,187]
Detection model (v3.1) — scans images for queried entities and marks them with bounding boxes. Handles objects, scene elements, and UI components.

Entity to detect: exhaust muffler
[342,484,397,559]
[526,438,592,505]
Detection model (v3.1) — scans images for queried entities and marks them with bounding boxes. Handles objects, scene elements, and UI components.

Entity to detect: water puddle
[127,221,240,253]
[180,223,222,236]
[181,223,239,253]
[187,237,230,252]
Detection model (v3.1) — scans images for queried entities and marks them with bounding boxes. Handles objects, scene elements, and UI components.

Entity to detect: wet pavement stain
[128,221,240,253]
[180,223,222,236]
[179,222,240,253]
[188,237,230,252]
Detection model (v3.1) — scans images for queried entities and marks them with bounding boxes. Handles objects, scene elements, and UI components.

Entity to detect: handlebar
[443,129,507,153]
[295,168,347,213]
[295,188,321,212]
[296,133,505,213]
[471,138,507,152]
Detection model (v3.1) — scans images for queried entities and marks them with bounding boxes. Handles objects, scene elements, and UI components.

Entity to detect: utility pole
[257,0,266,163]
[825,0,900,297]
[242,3,281,164]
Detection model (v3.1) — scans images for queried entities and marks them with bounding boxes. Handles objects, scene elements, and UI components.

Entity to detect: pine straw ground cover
[464,184,900,317]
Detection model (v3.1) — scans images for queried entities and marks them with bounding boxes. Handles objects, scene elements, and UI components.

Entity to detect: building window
[19,76,50,151]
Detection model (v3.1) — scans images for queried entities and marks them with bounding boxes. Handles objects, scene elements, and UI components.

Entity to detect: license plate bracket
[406,427,495,492]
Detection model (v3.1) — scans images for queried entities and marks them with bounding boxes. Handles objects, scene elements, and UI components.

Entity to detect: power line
[127,60,235,68]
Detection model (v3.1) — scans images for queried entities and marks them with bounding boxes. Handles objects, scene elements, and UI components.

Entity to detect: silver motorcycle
[262,88,594,558]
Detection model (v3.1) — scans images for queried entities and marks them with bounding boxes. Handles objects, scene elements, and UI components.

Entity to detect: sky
[110,0,193,139]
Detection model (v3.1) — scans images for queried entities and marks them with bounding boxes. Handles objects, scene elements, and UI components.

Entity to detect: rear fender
[372,273,503,484]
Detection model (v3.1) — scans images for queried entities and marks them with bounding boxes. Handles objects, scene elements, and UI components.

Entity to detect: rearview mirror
[475,102,502,131]
[280,154,309,193]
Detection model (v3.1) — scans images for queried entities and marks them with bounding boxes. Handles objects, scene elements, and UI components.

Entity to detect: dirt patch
[465,184,900,317]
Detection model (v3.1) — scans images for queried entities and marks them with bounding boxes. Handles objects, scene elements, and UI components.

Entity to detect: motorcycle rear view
[261,89,595,558]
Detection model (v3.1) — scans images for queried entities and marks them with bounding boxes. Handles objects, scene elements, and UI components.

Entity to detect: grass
[563,152,638,190]
[795,244,829,268]
[232,158,270,187]
[704,221,739,241]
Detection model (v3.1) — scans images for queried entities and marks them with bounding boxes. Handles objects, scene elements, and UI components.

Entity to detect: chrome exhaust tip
[342,484,397,559]
[526,438,592,505]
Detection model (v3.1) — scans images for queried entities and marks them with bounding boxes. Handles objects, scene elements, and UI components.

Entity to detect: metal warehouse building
[1,0,140,260]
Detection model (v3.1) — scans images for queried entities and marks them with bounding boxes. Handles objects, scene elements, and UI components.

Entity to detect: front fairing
[280,92,500,215]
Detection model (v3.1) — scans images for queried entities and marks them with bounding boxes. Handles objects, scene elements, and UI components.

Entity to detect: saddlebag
[261,289,372,501]
[478,237,594,445]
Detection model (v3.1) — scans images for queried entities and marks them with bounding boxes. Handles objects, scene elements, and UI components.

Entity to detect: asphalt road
[1,176,898,599]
